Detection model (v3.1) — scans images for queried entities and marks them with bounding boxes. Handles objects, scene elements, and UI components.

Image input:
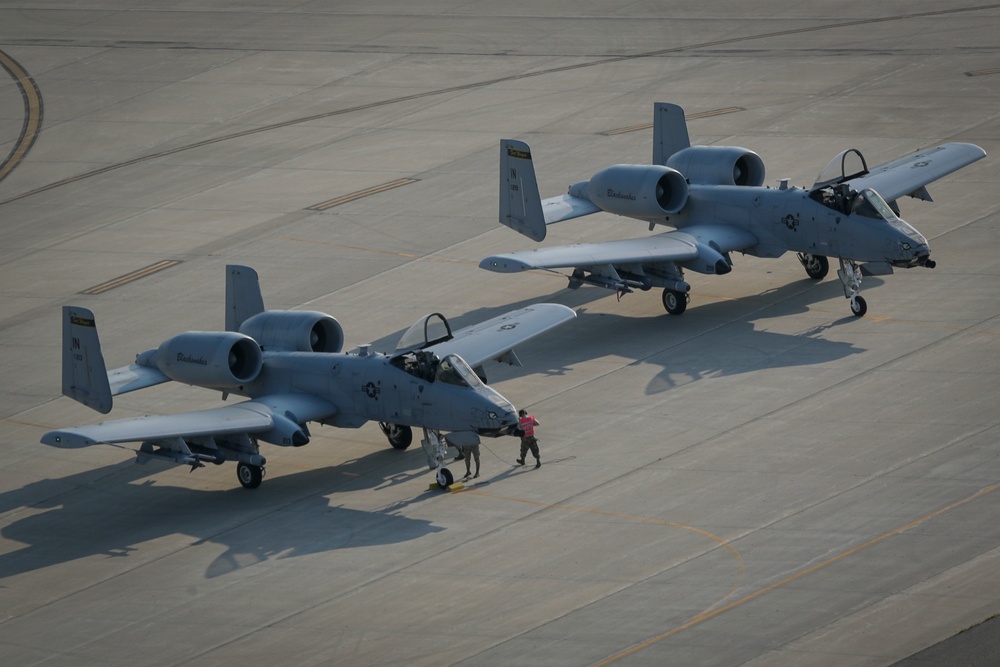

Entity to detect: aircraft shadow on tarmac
[0,450,444,581]
[406,273,871,396]
[3,273,869,581]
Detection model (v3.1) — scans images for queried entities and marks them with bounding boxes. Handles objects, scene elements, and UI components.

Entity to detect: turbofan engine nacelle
[153,331,263,389]
[588,165,689,217]
[666,146,765,187]
[239,311,345,353]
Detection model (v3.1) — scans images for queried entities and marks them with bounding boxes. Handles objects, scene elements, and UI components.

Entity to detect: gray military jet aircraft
[42,265,575,489]
[482,103,985,317]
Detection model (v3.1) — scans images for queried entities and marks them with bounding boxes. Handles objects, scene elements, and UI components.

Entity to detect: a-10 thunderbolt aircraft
[481,103,985,317]
[42,265,575,489]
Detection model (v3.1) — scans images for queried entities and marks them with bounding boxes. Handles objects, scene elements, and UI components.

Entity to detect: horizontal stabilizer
[108,363,170,396]
[541,193,602,224]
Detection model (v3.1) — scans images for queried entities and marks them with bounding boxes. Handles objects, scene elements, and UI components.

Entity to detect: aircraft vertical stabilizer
[226,264,265,332]
[499,139,547,242]
[62,306,113,414]
[653,102,690,166]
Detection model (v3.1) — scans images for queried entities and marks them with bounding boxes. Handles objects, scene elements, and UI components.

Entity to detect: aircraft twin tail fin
[62,306,113,414]
[226,264,265,332]
[652,102,691,166]
[499,139,548,242]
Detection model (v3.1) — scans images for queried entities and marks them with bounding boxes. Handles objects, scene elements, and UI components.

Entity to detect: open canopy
[811,148,869,192]
[393,312,453,354]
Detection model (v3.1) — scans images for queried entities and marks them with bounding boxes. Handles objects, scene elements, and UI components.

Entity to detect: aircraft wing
[41,394,337,449]
[424,304,576,368]
[480,226,758,273]
[846,142,985,203]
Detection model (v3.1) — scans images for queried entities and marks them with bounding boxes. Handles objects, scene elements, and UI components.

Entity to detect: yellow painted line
[281,237,478,266]
[603,107,744,135]
[602,122,654,136]
[687,106,744,120]
[966,67,1000,77]
[0,417,52,429]
[463,488,747,614]
[80,260,181,295]
[307,178,419,211]
[589,480,1000,666]
[0,49,43,183]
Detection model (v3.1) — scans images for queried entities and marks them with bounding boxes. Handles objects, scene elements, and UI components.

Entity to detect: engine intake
[666,146,765,187]
[588,165,689,218]
[239,311,345,353]
[153,331,263,388]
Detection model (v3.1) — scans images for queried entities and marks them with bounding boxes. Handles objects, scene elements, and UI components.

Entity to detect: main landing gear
[797,253,830,280]
[379,422,413,450]
[236,461,264,489]
[662,289,689,315]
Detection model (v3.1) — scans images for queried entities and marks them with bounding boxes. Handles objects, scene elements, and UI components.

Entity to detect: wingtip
[479,256,534,273]
[41,430,94,448]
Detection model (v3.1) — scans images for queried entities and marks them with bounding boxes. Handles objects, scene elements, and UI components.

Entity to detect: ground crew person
[461,442,481,479]
[446,432,481,479]
[516,409,541,468]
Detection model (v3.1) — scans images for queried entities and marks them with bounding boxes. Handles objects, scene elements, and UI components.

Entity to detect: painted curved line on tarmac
[0,49,43,184]
[464,489,749,638]
[590,480,1000,666]
[0,4,995,207]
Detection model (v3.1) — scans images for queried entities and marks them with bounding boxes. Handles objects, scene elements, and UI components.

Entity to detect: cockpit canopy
[393,312,453,355]
[392,349,482,387]
[435,354,482,388]
[851,188,898,221]
[811,148,869,191]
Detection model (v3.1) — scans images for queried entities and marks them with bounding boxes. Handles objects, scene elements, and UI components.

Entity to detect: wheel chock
[427,481,466,492]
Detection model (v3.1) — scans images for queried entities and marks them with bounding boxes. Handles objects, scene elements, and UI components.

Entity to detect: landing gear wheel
[850,295,868,317]
[436,467,454,489]
[799,253,829,280]
[379,423,413,450]
[237,462,264,489]
[662,289,688,315]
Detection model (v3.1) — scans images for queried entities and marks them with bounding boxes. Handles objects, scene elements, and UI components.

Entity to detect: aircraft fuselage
[227,351,518,436]
[667,184,931,268]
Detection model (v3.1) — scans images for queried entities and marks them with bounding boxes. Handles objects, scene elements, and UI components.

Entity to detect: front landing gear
[436,467,454,488]
[420,428,454,490]
[837,258,868,317]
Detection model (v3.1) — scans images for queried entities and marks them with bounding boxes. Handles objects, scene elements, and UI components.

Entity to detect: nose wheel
[436,467,454,489]
[421,428,455,489]
[838,258,868,317]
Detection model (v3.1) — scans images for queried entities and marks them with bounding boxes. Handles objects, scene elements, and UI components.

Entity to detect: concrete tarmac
[1,2,998,665]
